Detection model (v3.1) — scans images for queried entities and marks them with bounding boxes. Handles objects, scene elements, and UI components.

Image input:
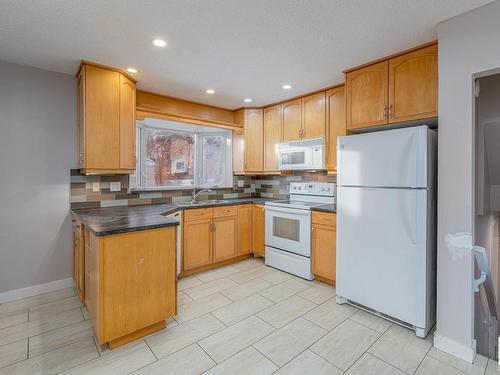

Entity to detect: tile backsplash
[70,169,336,210]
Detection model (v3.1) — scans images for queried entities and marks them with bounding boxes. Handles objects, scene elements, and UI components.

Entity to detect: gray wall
[0,60,75,293]
[436,0,500,358]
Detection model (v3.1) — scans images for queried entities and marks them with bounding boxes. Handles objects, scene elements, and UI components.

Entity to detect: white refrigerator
[336,125,437,337]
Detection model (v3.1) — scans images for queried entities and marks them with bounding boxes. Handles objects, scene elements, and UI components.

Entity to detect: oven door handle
[265,206,311,216]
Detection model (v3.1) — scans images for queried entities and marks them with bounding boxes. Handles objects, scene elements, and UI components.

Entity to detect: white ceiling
[0,0,493,109]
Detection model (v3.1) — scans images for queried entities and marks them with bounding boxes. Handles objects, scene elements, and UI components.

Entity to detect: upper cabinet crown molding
[76,60,137,83]
[136,90,238,129]
[77,61,136,175]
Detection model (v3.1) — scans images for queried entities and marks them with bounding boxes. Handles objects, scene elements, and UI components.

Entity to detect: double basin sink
[175,199,231,207]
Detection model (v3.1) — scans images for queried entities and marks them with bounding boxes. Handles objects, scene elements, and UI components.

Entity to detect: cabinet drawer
[312,211,336,226]
[213,205,238,218]
[184,208,213,222]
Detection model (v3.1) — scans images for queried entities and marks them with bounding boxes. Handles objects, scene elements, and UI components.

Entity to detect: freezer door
[337,126,428,188]
[336,186,429,327]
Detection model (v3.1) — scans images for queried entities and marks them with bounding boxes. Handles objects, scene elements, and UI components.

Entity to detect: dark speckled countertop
[311,204,336,213]
[72,197,278,236]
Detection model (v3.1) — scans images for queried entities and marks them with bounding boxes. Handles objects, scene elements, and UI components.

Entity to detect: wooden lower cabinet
[182,205,244,274]
[311,212,336,285]
[238,205,253,255]
[182,203,265,273]
[253,205,265,257]
[87,227,177,349]
[72,216,85,301]
[183,219,213,271]
[213,215,238,262]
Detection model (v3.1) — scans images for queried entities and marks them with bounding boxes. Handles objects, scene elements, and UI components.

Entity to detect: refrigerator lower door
[337,126,429,188]
[336,186,429,328]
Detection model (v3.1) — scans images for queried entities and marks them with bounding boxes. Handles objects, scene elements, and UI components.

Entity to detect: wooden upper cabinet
[302,92,326,139]
[282,99,302,141]
[388,44,438,123]
[76,62,137,174]
[119,74,136,170]
[263,105,282,172]
[77,69,86,169]
[232,131,245,174]
[346,60,388,130]
[326,86,346,172]
[244,109,264,172]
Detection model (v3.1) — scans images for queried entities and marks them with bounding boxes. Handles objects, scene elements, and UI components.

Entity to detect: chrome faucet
[191,188,213,203]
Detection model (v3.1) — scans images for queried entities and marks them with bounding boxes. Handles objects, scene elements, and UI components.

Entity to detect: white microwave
[278,138,326,171]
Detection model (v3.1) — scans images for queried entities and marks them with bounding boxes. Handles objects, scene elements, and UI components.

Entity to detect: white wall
[436,0,500,361]
[0,60,75,294]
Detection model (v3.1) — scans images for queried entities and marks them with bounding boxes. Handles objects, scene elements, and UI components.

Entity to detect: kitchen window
[132,118,232,190]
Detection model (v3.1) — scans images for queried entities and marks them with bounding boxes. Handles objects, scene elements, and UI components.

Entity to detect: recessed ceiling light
[244,98,252,103]
[282,84,292,90]
[206,89,215,94]
[152,39,167,47]
[126,67,138,74]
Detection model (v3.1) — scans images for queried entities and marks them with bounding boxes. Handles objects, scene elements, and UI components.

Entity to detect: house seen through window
[132,118,232,190]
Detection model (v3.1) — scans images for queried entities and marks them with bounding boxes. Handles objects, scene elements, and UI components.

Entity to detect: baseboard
[0,278,75,304]
[434,333,476,363]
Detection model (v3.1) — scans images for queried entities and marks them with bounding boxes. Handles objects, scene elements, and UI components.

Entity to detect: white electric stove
[264,182,335,280]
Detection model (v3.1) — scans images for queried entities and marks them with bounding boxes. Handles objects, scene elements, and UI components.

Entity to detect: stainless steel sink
[175,199,230,207]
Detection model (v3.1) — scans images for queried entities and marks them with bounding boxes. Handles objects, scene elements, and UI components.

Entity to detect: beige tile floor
[0,258,496,374]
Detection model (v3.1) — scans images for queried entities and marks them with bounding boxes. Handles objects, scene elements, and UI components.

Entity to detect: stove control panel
[289,182,336,196]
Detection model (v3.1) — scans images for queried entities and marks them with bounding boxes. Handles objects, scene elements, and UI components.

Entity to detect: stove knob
[297,186,301,190]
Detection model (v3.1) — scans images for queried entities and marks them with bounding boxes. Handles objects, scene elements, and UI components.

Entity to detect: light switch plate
[237,180,245,187]
[110,181,121,192]
[92,182,100,192]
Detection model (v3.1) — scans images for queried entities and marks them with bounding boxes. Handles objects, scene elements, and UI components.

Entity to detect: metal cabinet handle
[389,104,393,119]
[383,105,388,119]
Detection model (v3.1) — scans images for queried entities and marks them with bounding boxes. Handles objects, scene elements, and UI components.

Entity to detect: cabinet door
[232,131,245,174]
[302,92,326,139]
[183,219,212,271]
[101,228,176,343]
[119,74,136,170]
[346,61,388,130]
[264,105,282,172]
[87,231,102,342]
[326,86,345,172]
[85,65,121,170]
[213,216,238,262]
[253,205,265,257]
[77,67,86,169]
[282,99,302,141]
[238,205,253,255]
[388,44,438,123]
[244,109,264,172]
[312,224,336,282]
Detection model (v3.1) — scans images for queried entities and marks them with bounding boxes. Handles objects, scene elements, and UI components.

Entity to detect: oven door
[278,148,312,170]
[265,206,311,257]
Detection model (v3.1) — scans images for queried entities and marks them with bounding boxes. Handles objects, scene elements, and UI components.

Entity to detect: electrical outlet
[237,180,245,188]
[110,181,121,192]
[92,182,100,192]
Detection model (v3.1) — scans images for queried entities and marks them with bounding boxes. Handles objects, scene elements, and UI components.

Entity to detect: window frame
[132,120,233,191]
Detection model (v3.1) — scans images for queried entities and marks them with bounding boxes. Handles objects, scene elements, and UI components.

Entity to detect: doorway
[474,72,500,359]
